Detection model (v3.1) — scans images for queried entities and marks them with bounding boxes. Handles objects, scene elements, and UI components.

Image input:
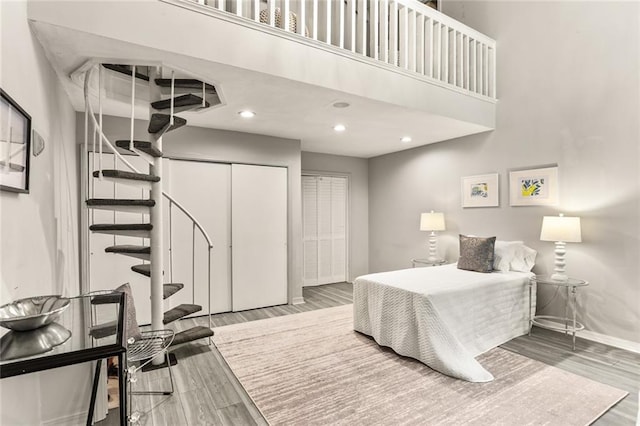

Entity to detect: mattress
[353,264,535,382]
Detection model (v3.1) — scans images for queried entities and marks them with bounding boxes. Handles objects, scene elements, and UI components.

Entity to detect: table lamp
[540,214,582,282]
[420,211,446,262]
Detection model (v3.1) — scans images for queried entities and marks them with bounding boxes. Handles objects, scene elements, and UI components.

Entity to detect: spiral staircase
[83,63,218,361]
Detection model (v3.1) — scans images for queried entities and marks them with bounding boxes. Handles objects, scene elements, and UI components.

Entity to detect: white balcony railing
[183,0,496,100]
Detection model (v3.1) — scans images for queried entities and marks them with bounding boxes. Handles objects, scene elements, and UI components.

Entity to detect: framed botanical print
[461,173,499,208]
[1,89,31,193]
[509,166,558,206]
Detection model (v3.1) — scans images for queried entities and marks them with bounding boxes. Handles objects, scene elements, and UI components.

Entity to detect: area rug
[213,305,627,425]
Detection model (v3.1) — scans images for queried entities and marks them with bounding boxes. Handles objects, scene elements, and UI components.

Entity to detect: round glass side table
[412,258,447,268]
[529,275,589,350]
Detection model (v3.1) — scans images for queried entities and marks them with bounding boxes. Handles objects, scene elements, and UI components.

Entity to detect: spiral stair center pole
[148,66,165,366]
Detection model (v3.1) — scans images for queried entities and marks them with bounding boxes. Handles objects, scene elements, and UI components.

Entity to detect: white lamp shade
[420,212,446,231]
[540,215,582,243]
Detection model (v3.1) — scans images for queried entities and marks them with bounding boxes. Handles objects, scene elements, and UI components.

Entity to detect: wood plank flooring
[99,282,639,425]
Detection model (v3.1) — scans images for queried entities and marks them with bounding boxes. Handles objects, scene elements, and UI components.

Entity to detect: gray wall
[369,1,640,344]
[1,2,83,424]
[302,152,369,282]
[91,115,304,304]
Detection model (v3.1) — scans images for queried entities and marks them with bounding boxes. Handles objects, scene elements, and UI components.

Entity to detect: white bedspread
[353,264,535,382]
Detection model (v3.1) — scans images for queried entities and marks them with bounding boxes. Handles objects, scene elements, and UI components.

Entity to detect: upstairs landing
[28,0,495,157]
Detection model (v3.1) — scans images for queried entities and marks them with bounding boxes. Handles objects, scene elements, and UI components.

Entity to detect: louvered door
[302,175,347,286]
[303,176,319,285]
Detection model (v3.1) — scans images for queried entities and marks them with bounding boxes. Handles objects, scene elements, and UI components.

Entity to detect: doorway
[302,174,348,286]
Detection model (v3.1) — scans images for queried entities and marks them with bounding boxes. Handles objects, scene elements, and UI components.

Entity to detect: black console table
[0,293,127,425]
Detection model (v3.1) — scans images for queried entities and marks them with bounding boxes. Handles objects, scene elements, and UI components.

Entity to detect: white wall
[0,1,83,424]
[301,151,369,282]
[369,1,640,345]
[93,115,304,304]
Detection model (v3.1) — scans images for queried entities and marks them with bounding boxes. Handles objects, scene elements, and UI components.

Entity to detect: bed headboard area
[457,234,537,274]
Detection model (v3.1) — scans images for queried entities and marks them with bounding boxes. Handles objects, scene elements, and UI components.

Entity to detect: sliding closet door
[166,160,232,315]
[302,175,347,286]
[231,164,288,311]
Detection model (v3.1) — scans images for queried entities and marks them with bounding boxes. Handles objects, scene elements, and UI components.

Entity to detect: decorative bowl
[0,295,70,331]
[0,323,72,360]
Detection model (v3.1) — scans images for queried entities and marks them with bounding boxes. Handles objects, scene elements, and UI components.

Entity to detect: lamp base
[550,272,569,282]
[427,232,438,263]
[551,241,568,282]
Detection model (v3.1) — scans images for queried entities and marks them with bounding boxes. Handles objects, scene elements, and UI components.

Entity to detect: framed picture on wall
[461,173,499,208]
[1,89,31,193]
[509,166,558,206]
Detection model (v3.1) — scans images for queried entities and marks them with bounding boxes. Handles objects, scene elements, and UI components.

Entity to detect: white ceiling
[32,21,491,159]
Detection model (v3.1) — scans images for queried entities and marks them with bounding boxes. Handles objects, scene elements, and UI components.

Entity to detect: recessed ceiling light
[238,110,255,118]
[401,136,412,143]
[333,101,350,108]
[333,124,346,132]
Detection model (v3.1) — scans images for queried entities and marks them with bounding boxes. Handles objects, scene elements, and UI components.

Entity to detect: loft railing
[176,0,496,99]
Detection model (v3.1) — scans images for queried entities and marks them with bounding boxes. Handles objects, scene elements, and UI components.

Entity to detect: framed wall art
[509,166,558,206]
[1,89,31,193]
[461,173,499,208]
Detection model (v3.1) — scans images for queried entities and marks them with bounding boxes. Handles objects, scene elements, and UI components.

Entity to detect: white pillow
[493,240,524,272]
[510,245,537,272]
[493,240,537,272]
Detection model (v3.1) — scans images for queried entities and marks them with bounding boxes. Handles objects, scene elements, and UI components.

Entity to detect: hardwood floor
[100,282,639,425]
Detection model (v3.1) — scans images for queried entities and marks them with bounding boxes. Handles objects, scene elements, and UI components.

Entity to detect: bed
[353,263,535,382]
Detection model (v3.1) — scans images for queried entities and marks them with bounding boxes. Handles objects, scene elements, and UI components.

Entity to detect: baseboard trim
[42,412,86,426]
[543,327,640,354]
[578,329,640,354]
[291,296,305,305]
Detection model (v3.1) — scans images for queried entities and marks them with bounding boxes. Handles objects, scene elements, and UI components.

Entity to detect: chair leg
[130,352,175,396]
[164,353,175,396]
[86,359,102,426]
[128,366,141,425]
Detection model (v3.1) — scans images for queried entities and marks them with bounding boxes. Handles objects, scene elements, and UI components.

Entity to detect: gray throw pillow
[457,235,496,273]
[114,283,142,342]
